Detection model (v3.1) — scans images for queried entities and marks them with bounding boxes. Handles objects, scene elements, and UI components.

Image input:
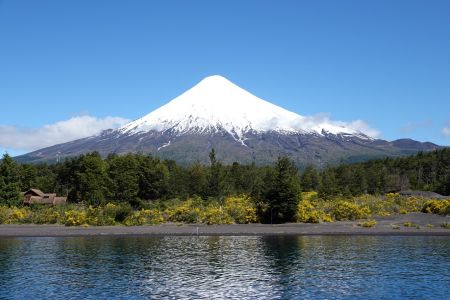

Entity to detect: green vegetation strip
[0,194,448,226]
[0,149,449,225]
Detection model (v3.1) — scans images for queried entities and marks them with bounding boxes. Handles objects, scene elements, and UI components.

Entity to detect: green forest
[0,148,449,225]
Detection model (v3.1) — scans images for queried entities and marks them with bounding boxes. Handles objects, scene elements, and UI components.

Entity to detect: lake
[0,236,449,299]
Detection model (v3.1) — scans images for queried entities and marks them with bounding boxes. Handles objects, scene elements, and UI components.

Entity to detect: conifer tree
[0,154,21,206]
[208,148,222,198]
[300,165,320,192]
[262,157,301,223]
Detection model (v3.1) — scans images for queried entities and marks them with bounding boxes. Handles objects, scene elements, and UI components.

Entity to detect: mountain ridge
[16,75,442,166]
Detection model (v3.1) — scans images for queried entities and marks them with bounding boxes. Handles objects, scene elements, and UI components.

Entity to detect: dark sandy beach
[0,213,448,237]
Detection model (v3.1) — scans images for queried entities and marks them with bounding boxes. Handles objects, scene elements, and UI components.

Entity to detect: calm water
[0,236,449,299]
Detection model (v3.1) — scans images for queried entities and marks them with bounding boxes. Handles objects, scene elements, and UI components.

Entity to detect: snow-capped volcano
[17,75,440,166]
[119,75,367,139]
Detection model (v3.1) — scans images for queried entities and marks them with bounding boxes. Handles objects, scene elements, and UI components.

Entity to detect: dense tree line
[0,148,449,222]
[315,148,450,198]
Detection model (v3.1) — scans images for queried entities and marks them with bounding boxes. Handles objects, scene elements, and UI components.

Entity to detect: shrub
[166,199,201,223]
[322,214,334,222]
[6,207,31,224]
[85,206,116,226]
[64,210,87,226]
[297,200,320,223]
[0,206,9,224]
[331,201,370,221]
[403,221,420,229]
[103,203,119,218]
[123,211,147,226]
[385,193,400,200]
[224,196,257,224]
[402,197,425,212]
[442,201,450,215]
[123,209,164,226]
[441,222,450,229]
[421,199,450,215]
[358,219,377,228]
[200,205,233,225]
[111,203,133,222]
[32,208,61,224]
[145,209,164,224]
[422,200,443,214]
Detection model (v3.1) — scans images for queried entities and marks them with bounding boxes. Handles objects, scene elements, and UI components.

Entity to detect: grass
[403,221,420,229]
[441,222,450,229]
[358,219,377,228]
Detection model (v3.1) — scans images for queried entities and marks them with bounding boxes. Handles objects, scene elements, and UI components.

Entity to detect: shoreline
[0,213,449,237]
[0,225,449,238]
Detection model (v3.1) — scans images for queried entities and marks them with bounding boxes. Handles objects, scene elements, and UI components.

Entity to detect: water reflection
[0,236,448,299]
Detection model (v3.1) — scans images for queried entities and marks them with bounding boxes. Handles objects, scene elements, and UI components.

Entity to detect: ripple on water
[0,236,449,299]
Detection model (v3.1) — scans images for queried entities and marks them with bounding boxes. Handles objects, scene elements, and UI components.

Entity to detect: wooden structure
[23,188,67,205]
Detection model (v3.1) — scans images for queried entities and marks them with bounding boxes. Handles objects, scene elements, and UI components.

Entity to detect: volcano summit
[17,75,439,166]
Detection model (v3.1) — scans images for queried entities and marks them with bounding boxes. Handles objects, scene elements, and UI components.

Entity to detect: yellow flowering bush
[331,201,370,221]
[166,199,201,223]
[200,205,233,225]
[124,209,164,226]
[6,207,31,224]
[385,193,400,200]
[297,199,321,223]
[358,219,377,228]
[123,211,147,226]
[64,210,87,226]
[224,196,257,224]
[322,214,334,222]
[422,199,450,215]
[402,197,426,212]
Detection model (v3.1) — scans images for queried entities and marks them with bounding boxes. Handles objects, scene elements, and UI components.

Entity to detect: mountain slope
[16,75,442,166]
[119,75,370,139]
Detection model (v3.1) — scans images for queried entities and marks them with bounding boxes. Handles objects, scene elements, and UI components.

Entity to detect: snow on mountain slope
[119,75,370,140]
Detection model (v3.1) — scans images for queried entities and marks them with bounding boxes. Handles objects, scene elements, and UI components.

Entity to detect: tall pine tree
[0,154,21,206]
[262,157,301,223]
[208,148,222,198]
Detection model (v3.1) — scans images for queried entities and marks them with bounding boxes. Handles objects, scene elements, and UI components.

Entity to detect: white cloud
[0,115,130,152]
[347,119,381,138]
[297,114,381,138]
[0,112,382,154]
[442,126,450,137]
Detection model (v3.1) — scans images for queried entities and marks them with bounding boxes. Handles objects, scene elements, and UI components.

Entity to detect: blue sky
[1,0,450,155]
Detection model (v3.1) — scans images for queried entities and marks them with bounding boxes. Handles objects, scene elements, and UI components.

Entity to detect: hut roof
[25,189,45,197]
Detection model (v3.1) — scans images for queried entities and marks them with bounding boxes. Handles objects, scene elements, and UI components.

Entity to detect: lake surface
[0,236,449,299]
